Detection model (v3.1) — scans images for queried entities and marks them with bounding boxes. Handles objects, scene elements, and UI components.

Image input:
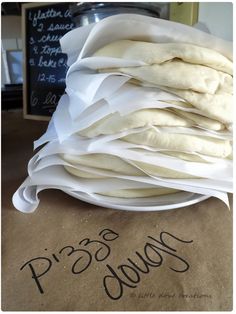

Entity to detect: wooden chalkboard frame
[22,2,74,121]
[22,2,52,121]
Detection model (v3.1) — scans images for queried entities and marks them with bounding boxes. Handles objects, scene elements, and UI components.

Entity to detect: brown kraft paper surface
[1,111,232,311]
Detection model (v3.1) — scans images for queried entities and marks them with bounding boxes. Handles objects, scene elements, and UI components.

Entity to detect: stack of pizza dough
[13,15,233,212]
[62,39,232,199]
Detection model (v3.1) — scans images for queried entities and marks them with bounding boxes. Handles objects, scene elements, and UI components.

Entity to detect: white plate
[65,190,210,212]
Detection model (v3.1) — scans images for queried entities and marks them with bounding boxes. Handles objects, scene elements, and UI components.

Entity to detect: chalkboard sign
[22,2,75,120]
